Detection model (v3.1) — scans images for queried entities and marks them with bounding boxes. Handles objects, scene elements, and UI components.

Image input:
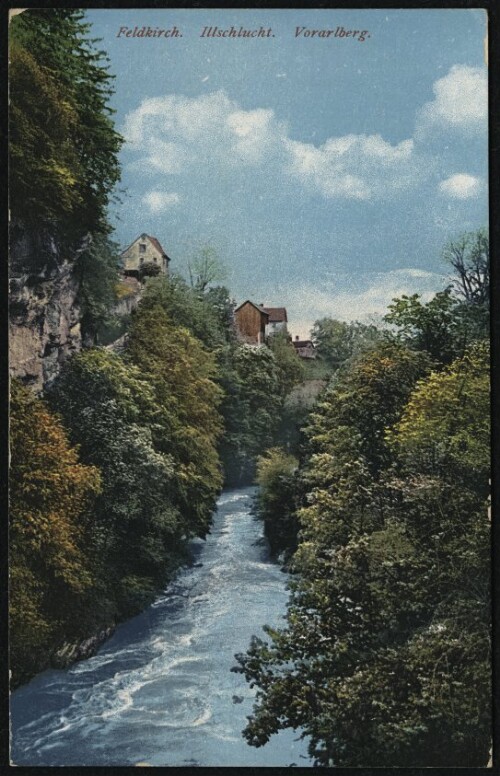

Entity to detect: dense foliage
[235,234,491,766]
[9,16,490,756]
[255,448,299,559]
[10,9,122,246]
[10,265,305,683]
[136,275,305,485]
[10,381,101,685]
[74,234,121,344]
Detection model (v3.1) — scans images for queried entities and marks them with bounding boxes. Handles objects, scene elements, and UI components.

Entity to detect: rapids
[10,487,312,766]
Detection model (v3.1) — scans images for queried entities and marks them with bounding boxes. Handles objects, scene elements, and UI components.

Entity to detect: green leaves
[237,328,490,765]
[220,344,283,484]
[10,10,123,244]
[10,381,101,685]
[384,231,490,363]
[126,302,224,537]
[311,318,382,371]
[255,448,299,557]
[74,234,121,344]
[390,342,490,488]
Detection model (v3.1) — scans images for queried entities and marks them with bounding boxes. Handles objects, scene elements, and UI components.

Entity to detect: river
[10,487,312,767]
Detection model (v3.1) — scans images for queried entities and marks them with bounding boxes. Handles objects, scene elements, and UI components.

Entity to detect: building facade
[261,306,288,337]
[234,300,269,344]
[120,234,170,277]
[293,337,317,359]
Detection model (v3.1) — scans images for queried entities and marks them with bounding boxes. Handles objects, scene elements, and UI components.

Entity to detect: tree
[187,246,227,293]
[10,381,101,685]
[384,289,460,364]
[139,274,231,350]
[268,331,305,397]
[443,228,489,306]
[74,234,120,345]
[9,9,122,247]
[234,337,490,766]
[139,261,162,281]
[385,230,489,366]
[389,341,490,493]
[219,345,283,485]
[255,448,299,558]
[47,348,185,621]
[126,303,224,537]
[311,318,382,371]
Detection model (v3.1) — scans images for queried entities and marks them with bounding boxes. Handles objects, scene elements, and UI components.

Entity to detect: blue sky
[86,9,488,337]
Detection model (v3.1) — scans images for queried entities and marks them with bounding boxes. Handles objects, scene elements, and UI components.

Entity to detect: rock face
[9,224,85,391]
[114,276,142,317]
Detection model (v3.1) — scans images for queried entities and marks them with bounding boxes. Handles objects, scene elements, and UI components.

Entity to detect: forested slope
[236,235,491,766]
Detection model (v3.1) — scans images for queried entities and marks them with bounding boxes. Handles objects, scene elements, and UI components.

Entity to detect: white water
[10,487,312,766]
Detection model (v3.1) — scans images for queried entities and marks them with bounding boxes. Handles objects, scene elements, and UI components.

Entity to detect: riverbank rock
[51,626,115,669]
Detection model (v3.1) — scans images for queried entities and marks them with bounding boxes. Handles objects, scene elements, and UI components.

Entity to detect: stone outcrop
[9,263,83,391]
[114,276,142,317]
[51,626,115,669]
[9,224,87,391]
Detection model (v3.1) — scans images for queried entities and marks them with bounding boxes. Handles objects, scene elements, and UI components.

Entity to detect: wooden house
[234,300,269,344]
[120,234,171,278]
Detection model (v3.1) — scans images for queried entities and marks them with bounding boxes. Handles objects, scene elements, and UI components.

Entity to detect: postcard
[8,6,491,768]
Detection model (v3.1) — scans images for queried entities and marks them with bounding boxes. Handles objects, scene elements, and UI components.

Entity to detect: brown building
[234,301,290,344]
[293,336,317,359]
[234,300,269,344]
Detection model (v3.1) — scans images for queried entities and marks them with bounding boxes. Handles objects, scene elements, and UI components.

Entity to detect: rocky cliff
[9,225,144,391]
[9,224,86,391]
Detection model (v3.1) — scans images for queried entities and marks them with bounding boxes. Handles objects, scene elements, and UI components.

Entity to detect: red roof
[262,306,287,323]
[148,235,169,259]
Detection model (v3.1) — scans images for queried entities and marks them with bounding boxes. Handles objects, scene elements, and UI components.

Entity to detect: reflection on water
[10,487,312,767]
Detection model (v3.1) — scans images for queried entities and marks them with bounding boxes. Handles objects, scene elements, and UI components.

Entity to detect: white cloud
[226,107,283,163]
[142,191,181,213]
[438,173,482,199]
[123,91,287,175]
[123,65,486,206]
[416,65,487,135]
[281,268,446,337]
[123,92,425,201]
[285,135,417,200]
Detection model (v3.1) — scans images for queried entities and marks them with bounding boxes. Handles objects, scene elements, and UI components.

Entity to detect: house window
[139,243,146,254]
[139,257,144,265]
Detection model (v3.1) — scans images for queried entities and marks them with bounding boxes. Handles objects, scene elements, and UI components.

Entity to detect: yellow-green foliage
[256,448,299,556]
[389,342,490,481]
[9,9,122,239]
[256,448,298,492]
[9,42,82,220]
[10,381,101,684]
[127,304,224,534]
[115,280,137,300]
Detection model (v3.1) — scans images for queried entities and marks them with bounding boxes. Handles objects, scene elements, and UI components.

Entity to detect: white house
[259,305,288,337]
[120,233,170,277]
